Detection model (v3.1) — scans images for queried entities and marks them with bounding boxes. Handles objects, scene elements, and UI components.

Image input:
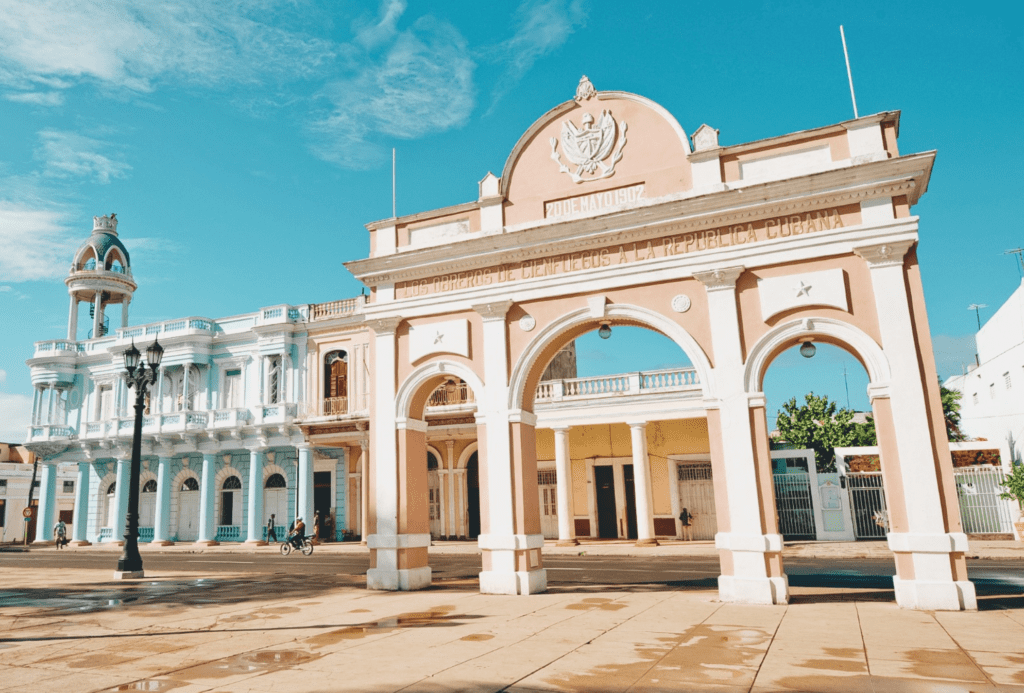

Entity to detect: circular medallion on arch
[671,294,692,313]
[519,315,537,332]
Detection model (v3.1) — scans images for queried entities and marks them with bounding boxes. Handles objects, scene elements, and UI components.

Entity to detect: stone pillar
[473,299,546,595]
[121,299,130,328]
[111,457,130,545]
[181,363,192,411]
[155,367,164,414]
[92,294,103,339]
[366,317,404,590]
[70,462,91,545]
[696,266,788,605]
[297,444,314,527]
[68,295,79,341]
[856,241,976,610]
[552,426,577,546]
[33,463,58,544]
[245,448,266,544]
[359,440,368,543]
[445,440,456,540]
[152,456,173,545]
[456,469,466,538]
[196,453,219,545]
[628,422,658,546]
[46,383,56,425]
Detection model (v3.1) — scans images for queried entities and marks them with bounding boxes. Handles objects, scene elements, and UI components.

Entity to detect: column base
[717,575,789,605]
[147,540,174,547]
[556,538,580,547]
[113,570,145,580]
[194,540,220,547]
[31,540,54,546]
[68,540,92,547]
[479,569,547,595]
[367,566,432,591]
[635,538,660,547]
[893,576,977,611]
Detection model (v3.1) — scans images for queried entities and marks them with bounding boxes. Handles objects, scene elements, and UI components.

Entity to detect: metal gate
[954,466,1016,534]
[847,472,888,539]
[676,463,717,540]
[772,472,816,539]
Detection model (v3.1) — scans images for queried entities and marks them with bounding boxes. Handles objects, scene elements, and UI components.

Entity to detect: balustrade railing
[535,367,700,402]
[427,383,475,407]
[311,296,364,321]
[138,527,154,543]
[216,525,242,542]
[321,397,349,416]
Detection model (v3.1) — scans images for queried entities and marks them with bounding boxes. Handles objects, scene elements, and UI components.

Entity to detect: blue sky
[0,1,1021,440]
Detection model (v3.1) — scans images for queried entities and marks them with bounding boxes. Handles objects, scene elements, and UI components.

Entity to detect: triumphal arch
[341,77,974,610]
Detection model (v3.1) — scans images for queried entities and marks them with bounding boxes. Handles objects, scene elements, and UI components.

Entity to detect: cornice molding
[368,316,403,336]
[854,240,915,268]
[693,266,745,292]
[472,300,514,321]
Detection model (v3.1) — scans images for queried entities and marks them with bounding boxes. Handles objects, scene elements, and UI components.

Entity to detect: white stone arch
[395,360,485,420]
[103,245,128,270]
[262,462,288,485]
[456,442,479,469]
[98,471,117,532]
[424,445,445,470]
[170,467,200,540]
[214,465,244,527]
[743,317,892,397]
[509,303,715,410]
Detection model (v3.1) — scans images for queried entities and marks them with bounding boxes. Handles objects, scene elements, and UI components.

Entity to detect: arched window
[107,482,116,494]
[427,452,439,471]
[222,476,242,490]
[181,477,199,491]
[142,480,157,493]
[265,473,287,489]
[325,351,348,399]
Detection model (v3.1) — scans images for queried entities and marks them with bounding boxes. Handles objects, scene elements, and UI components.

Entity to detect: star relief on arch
[550,75,628,184]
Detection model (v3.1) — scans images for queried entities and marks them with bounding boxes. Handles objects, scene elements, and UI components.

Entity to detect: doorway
[623,464,638,540]
[314,471,332,540]
[466,453,480,539]
[595,466,617,538]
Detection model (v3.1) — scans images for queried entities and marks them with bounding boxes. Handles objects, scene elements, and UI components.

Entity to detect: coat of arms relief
[550,76,628,184]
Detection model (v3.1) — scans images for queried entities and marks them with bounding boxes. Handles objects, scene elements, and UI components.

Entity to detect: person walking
[311,511,321,545]
[53,519,67,549]
[678,507,696,541]
[266,514,278,543]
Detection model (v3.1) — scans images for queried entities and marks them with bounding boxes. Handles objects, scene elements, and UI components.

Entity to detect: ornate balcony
[535,367,701,403]
[27,424,76,442]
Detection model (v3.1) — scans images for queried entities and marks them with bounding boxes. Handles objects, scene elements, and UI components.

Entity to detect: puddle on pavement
[796,657,868,673]
[259,606,299,614]
[460,633,494,642]
[179,650,319,679]
[305,606,465,649]
[565,600,626,611]
[108,680,185,691]
[348,608,370,613]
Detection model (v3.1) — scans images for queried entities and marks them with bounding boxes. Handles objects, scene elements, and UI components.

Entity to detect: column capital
[508,409,538,426]
[369,316,403,336]
[472,300,514,321]
[550,424,572,433]
[625,420,648,430]
[693,266,745,292]
[854,240,914,268]
[395,417,428,433]
[444,439,455,452]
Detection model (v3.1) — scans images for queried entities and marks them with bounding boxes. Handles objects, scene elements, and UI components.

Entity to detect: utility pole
[1004,248,1024,278]
[967,303,987,331]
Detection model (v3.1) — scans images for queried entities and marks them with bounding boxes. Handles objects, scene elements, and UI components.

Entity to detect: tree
[940,383,968,442]
[773,393,876,473]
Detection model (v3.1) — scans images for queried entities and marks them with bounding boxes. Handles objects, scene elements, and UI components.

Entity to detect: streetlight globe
[147,338,164,368]
[799,341,816,358]
[124,341,141,373]
[598,323,612,340]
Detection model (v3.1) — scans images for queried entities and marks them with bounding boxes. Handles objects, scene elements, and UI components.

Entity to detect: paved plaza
[1,541,1022,692]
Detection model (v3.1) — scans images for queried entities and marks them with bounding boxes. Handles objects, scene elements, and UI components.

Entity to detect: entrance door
[264,473,288,535]
[623,464,638,540]
[139,480,157,529]
[428,470,442,539]
[676,463,718,540]
[595,466,617,538]
[314,471,332,540]
[177,487,199,541]
[537,469,558,539]
[466,453,480,539]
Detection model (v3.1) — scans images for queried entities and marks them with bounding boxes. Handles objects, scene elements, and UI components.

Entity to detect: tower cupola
[65,214,138,340]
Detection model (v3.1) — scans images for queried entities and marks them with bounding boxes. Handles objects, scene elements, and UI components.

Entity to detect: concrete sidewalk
[8,536,1024,559]
[0,562,1022,693]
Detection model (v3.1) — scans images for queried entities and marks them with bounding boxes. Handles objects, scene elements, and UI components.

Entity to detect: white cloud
[0,202,80,281]
[0,392,32,443]
[4,90,63,106]
[36,129,131,184]
[485,0,587,113]
[0,1,336,94]
[0,369,6,384]
[309,13,475,168]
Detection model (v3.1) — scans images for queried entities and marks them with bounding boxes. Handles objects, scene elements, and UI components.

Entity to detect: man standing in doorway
[679,507,696,541]
[266,514,278,543]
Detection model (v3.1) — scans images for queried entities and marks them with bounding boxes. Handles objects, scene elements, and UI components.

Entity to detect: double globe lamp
[115,338,164,578]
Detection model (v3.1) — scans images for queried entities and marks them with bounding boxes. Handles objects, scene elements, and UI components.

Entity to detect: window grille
[181,477,199,491]
[107,482,116,494]
[63,480,75,494]
[222,476,242,490]
[265,473,287,489]
[142,480,157,492]
[427,453,439,471]
[268,356,281,404]
[537,470,557,485]
[677,463,713,481]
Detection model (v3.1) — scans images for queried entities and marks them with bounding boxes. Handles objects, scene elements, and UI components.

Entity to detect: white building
[0,444,77,544]
[945,279,1024,466]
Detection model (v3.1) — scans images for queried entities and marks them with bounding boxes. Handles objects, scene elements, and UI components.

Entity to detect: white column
[358,440,368,542]
[152,456,173,544]
[855,241,976,610]
[92,294,103,339]
[71,462,91,544]
[438,469,447,538]
[457,470,466,538]
[112,457,130,543]
[552,426,577,545]
[155,367,164,414]
[31,386,41,425]
[46,384,56,425]
[197,453,218,544]
[181,363,192,411]
[121,299,130,328]
[68,295,79,341]
[445,440,456,539]
[245,448,266,544]
[367,317,402,590]
[628,422,657,545]
[297,444,314,525]
[33,463,58,543]
[696,266,787,605]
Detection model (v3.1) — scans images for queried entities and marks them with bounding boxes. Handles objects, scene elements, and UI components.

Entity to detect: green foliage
[998,463,1024,511]
[773,393,876,473]
[940,384,968,442]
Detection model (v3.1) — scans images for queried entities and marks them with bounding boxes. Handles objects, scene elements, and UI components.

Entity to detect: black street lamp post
[115,338,163,578]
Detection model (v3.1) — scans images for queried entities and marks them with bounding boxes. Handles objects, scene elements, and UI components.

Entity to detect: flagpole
[840,25,859,118]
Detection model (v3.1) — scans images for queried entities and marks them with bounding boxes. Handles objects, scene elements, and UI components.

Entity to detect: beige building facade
[298,77,974,611]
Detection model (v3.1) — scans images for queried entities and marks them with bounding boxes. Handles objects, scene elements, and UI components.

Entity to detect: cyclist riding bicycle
[288,517,306,549]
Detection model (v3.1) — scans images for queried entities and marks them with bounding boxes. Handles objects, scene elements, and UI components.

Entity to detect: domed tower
[65,214,137,340]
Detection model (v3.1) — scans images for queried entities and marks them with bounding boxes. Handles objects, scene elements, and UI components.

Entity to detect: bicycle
[279,534,314,556]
